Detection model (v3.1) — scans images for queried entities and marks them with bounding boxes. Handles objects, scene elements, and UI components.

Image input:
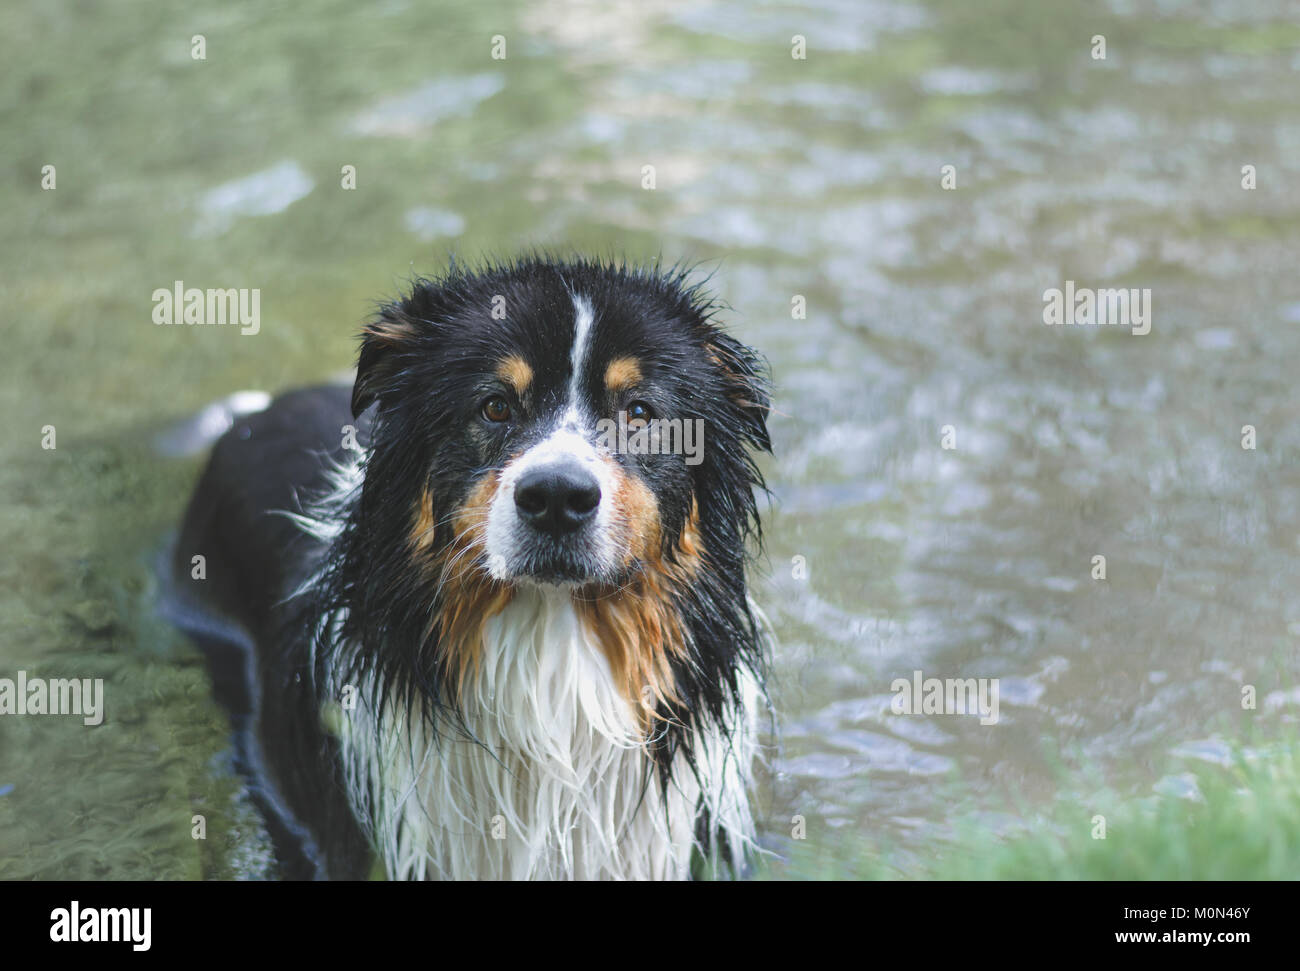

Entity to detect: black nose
[514,463,601,535]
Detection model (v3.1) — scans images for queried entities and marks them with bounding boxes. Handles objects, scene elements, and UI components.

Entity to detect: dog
[169,256,773,879]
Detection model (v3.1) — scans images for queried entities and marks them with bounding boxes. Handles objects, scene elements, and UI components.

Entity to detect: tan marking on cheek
[410,486,437,555]
[448,475,496,548]
[425,473,513,696]
[575,488,707,732]
[602,456,661,566]
[575,574,684,734]
[495,354,533,396]
[666,497,703,583]
[604,356,643,393]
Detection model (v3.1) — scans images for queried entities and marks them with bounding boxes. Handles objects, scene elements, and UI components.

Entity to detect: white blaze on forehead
[482,292,617,581]
[567,293,596,411]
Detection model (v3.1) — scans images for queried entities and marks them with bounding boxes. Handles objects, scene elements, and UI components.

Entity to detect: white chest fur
[330,588,757,880]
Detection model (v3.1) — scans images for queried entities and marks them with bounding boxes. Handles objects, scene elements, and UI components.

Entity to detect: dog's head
[350,258,770,598]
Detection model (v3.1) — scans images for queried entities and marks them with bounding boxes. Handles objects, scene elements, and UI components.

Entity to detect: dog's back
[170,385,373,878]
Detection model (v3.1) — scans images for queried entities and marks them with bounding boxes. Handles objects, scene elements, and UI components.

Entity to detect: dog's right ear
[351,314,420,418]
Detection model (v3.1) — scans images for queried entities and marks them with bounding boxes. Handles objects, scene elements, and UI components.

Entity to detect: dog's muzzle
[485,425,620,585]
[514,461,601,537]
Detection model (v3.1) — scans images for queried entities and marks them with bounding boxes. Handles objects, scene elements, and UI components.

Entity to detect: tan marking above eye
[495,355,533,395]
[604,356,643,393]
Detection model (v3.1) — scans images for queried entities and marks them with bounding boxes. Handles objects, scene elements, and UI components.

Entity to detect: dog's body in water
[169,257,773,879]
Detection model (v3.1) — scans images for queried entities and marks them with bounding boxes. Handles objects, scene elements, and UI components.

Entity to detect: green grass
[770,732,1300,880]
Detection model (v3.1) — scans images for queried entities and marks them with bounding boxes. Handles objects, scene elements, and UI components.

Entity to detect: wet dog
[170,257,772,879]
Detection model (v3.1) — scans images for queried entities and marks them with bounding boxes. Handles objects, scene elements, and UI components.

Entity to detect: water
[2,0,1298,878]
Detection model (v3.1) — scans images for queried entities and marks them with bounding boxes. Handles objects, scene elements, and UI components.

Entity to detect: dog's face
[350,260,769,595]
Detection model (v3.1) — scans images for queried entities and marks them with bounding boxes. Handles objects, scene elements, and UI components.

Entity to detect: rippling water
[2,0,1298,877]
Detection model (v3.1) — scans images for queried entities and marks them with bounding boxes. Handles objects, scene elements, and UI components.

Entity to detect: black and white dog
[170,257,773,879]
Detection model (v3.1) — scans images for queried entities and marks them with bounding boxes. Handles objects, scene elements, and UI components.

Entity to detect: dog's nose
[514,463,601,535]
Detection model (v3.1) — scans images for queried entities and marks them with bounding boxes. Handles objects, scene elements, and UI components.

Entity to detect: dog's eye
[482,396,512,423]
[626,401,653,425]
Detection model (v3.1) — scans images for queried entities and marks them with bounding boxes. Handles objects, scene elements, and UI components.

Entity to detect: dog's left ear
[707,332,771,454]
[351,314,420,418]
